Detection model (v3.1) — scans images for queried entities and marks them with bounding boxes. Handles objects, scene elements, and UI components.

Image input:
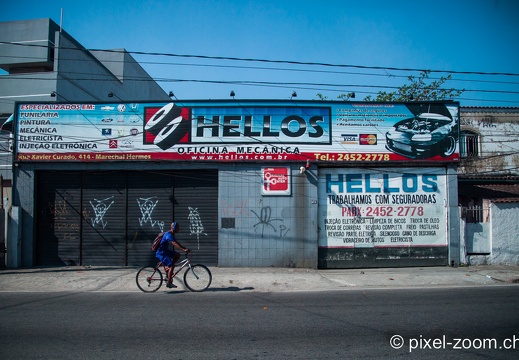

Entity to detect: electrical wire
[3,52,519,87]
[1,42,518,104]
[2,41,519,77]
[1,41,518,179]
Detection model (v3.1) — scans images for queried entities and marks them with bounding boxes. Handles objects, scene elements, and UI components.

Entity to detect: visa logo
[341,134,357,142]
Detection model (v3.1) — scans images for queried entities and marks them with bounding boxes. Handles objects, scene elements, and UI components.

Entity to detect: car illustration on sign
[385,112,458,159]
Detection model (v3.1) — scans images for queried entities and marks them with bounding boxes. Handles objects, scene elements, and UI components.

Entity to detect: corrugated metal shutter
[36,172,81,266]
[127,172,173,266]
[35,169,218,267]
[81,172,126,266]
[173,170,218,266]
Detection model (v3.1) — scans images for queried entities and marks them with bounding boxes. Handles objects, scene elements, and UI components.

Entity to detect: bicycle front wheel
[136,266,163,292]
[184,264,212,292]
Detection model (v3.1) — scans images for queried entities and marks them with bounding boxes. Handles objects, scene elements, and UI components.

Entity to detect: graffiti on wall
[251,206,283,238]
[221,199,249,217]
[89,196,114,228]
[460,116,497,128]
[46,198,80,240]
[188,207,207,249]
[137,197,165,232]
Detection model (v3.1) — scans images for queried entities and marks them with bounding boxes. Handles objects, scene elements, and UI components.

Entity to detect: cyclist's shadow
[207,286,255,292]
[164,284,255,293]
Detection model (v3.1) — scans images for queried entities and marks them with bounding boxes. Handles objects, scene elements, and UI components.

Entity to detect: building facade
[458,107,519,265]
[0,18,171,267]
[0,18,169,117]
[9,100,461,269]
[0,18,170,177]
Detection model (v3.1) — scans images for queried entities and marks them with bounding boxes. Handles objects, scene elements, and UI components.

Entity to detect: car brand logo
[120,139,134,148]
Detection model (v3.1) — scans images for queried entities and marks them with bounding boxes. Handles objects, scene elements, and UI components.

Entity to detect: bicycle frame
[158,253,192,280]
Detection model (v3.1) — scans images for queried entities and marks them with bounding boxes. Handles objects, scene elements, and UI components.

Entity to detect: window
[461,205,487,223]
[460,131,479,158]
[459,197,490,224]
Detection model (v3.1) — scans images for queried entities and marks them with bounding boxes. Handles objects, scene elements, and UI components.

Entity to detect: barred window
[460,131,479,158]
[461,205,490,223]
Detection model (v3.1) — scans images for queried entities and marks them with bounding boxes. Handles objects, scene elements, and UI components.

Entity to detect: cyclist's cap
[172,222,178,231]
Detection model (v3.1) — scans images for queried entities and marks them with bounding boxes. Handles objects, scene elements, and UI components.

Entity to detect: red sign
[262,167,291,195]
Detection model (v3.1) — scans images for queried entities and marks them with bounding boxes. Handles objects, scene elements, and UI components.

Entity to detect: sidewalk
[0,265,518,293]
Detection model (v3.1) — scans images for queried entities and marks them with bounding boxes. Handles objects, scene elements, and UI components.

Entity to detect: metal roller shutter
[36,172,81,266]
[172,170,218,266]
[127,172,173,266]
[81,172,127,266]
[35,170,218,267]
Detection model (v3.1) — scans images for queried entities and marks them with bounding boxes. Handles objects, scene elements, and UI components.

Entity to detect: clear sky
[2,0,518,106]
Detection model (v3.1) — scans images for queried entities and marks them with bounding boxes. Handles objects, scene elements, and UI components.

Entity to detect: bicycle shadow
[207,286,255,292]
[164,285,255,294]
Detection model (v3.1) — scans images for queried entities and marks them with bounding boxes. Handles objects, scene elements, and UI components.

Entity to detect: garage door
[36,172,81,266]
[171,170,218,266]
[35,170,218,266]
[82,172,127,265]
[127,172,174,266]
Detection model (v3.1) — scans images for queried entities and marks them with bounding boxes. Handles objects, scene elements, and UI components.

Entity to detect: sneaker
[166,283,177,288]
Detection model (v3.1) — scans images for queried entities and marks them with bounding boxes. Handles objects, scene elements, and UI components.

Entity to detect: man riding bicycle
[155,222,190,288]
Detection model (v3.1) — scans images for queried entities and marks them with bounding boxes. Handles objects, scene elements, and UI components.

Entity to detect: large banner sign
[318,168,448,248]
[14,101,459,162]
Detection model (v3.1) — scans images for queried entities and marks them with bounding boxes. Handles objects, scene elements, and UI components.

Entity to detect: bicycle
[136,253,212,292]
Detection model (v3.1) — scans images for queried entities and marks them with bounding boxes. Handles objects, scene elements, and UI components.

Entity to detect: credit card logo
[359,134,377,145]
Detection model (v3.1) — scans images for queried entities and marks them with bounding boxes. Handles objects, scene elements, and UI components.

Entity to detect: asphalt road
[1,287,518,359]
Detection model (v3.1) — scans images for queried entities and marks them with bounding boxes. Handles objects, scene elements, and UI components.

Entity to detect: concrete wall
[464,202,519,265]
[447,165,461,266]
[218,164,318,268]
[0,18,56,70]
[0,19,60,114]
[459,108,519,176]
[12,163,35,267]
[489,202,519,265]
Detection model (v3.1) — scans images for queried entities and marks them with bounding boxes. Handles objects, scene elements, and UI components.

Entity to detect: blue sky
[2,0,518,106]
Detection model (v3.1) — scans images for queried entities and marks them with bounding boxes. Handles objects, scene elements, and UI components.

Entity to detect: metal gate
[35,170,218,266]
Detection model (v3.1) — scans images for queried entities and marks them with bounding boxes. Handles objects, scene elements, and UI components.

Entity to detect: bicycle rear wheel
[184,264,212,292]
[136,266,163,292]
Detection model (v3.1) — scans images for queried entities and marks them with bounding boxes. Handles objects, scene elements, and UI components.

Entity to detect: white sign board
[318,168,447,249]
